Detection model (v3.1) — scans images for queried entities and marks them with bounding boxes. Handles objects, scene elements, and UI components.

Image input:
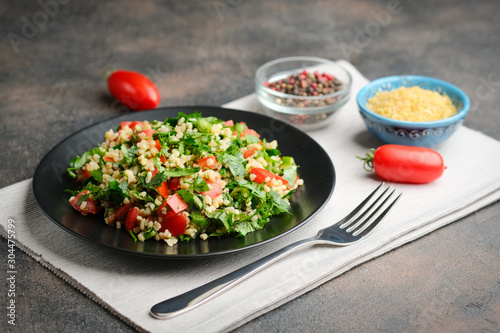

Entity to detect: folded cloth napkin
[2,61,500,333]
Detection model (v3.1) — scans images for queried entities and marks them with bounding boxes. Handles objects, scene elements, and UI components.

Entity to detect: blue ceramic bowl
[357,75,470,147]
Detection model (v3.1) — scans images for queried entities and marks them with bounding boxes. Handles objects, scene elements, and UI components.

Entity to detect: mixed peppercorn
[264,69,344,108]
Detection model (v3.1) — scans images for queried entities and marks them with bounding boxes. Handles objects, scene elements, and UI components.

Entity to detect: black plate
[33,106,335,258]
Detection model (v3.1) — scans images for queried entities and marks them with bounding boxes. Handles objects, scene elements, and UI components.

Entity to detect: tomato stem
[102,69,117,80]
[356,148,376,172]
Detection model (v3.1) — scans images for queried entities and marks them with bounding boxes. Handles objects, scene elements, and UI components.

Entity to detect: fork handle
[150,237,316,319]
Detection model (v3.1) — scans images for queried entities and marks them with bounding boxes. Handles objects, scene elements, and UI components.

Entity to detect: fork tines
[340,183,402,237]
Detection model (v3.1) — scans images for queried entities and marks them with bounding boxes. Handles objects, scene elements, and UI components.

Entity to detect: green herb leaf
[165,112,201,127]
[178,234,192,242]
[70,152,90,169]
[105,179,129,206]
[266,148,281,157]
[268,190,290,214]
[222,153,245,178]
[234,122,246,135]
[176,189,194,208]
[196,118,213,133]
[215,211,231,232]
[282,167,297,185]
[67,148,105,178]
[190,211,209,229]
[90,169,103,182]
[132,188,155,203]
[193,176,209,192]
[121,145,138,164]
[146,171,168,189]
[234,221,256,236]
[244,134,260,144]
[234,178,266,199]
[164,167,201,177]
[143,228,158,240]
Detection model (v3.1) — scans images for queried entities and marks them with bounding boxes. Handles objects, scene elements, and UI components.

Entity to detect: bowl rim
[255,56,353,101]
[356,75,471,127]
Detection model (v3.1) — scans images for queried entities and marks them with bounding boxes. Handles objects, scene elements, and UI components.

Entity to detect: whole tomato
[358,144,446,184]
[107,70,160,111]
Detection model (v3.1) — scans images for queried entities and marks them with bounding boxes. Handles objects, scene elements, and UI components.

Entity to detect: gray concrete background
[1,0,499,332]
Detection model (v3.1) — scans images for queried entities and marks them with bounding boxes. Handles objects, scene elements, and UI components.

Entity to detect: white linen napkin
[2,61,500,333]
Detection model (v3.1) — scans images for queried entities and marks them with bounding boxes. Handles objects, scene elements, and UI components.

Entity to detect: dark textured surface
[1,0,499,332]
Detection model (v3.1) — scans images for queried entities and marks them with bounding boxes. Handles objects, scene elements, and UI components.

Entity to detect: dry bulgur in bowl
[357,75,470,148]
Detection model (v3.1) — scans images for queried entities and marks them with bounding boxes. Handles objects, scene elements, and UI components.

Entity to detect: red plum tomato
[358,144,446,184]
[107,70,160,111]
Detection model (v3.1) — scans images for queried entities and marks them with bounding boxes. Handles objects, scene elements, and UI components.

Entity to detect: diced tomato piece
[223,120,234,126]
[249,167,289,185]
[150,166,159,178]
[103,156,114,162]
[159,213,187,236]
[166,193,188,213]
[201,180,222,198]
[83,163,92,179]
[154,139,162,151]
[168,177,181,191]
[108,203,131,224]
[243,148,257,159]
[271,173,289,186]
[140,128,157,140]
[156,181,169,198]
[197,156,218,170]
[248,168,274,184]
[115,203,131,220]
[158,207,176,220]
[275,174,290,186]
[233,123,260,138]
[113,130,121,141]
[248,168,272,183]
[241,128,260,138]
[128,121,146,130]
[125,207,140,232]
[69,190,99,215]
[159,155,167,164]
[120,121,132,129]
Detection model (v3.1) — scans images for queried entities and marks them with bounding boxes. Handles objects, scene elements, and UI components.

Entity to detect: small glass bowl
[357,75,470,148]
[255,56,352,131]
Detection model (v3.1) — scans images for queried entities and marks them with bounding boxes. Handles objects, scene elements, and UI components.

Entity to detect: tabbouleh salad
[67,112,303,245]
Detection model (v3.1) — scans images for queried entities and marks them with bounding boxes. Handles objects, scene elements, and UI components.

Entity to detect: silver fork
[150,183,401,319]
